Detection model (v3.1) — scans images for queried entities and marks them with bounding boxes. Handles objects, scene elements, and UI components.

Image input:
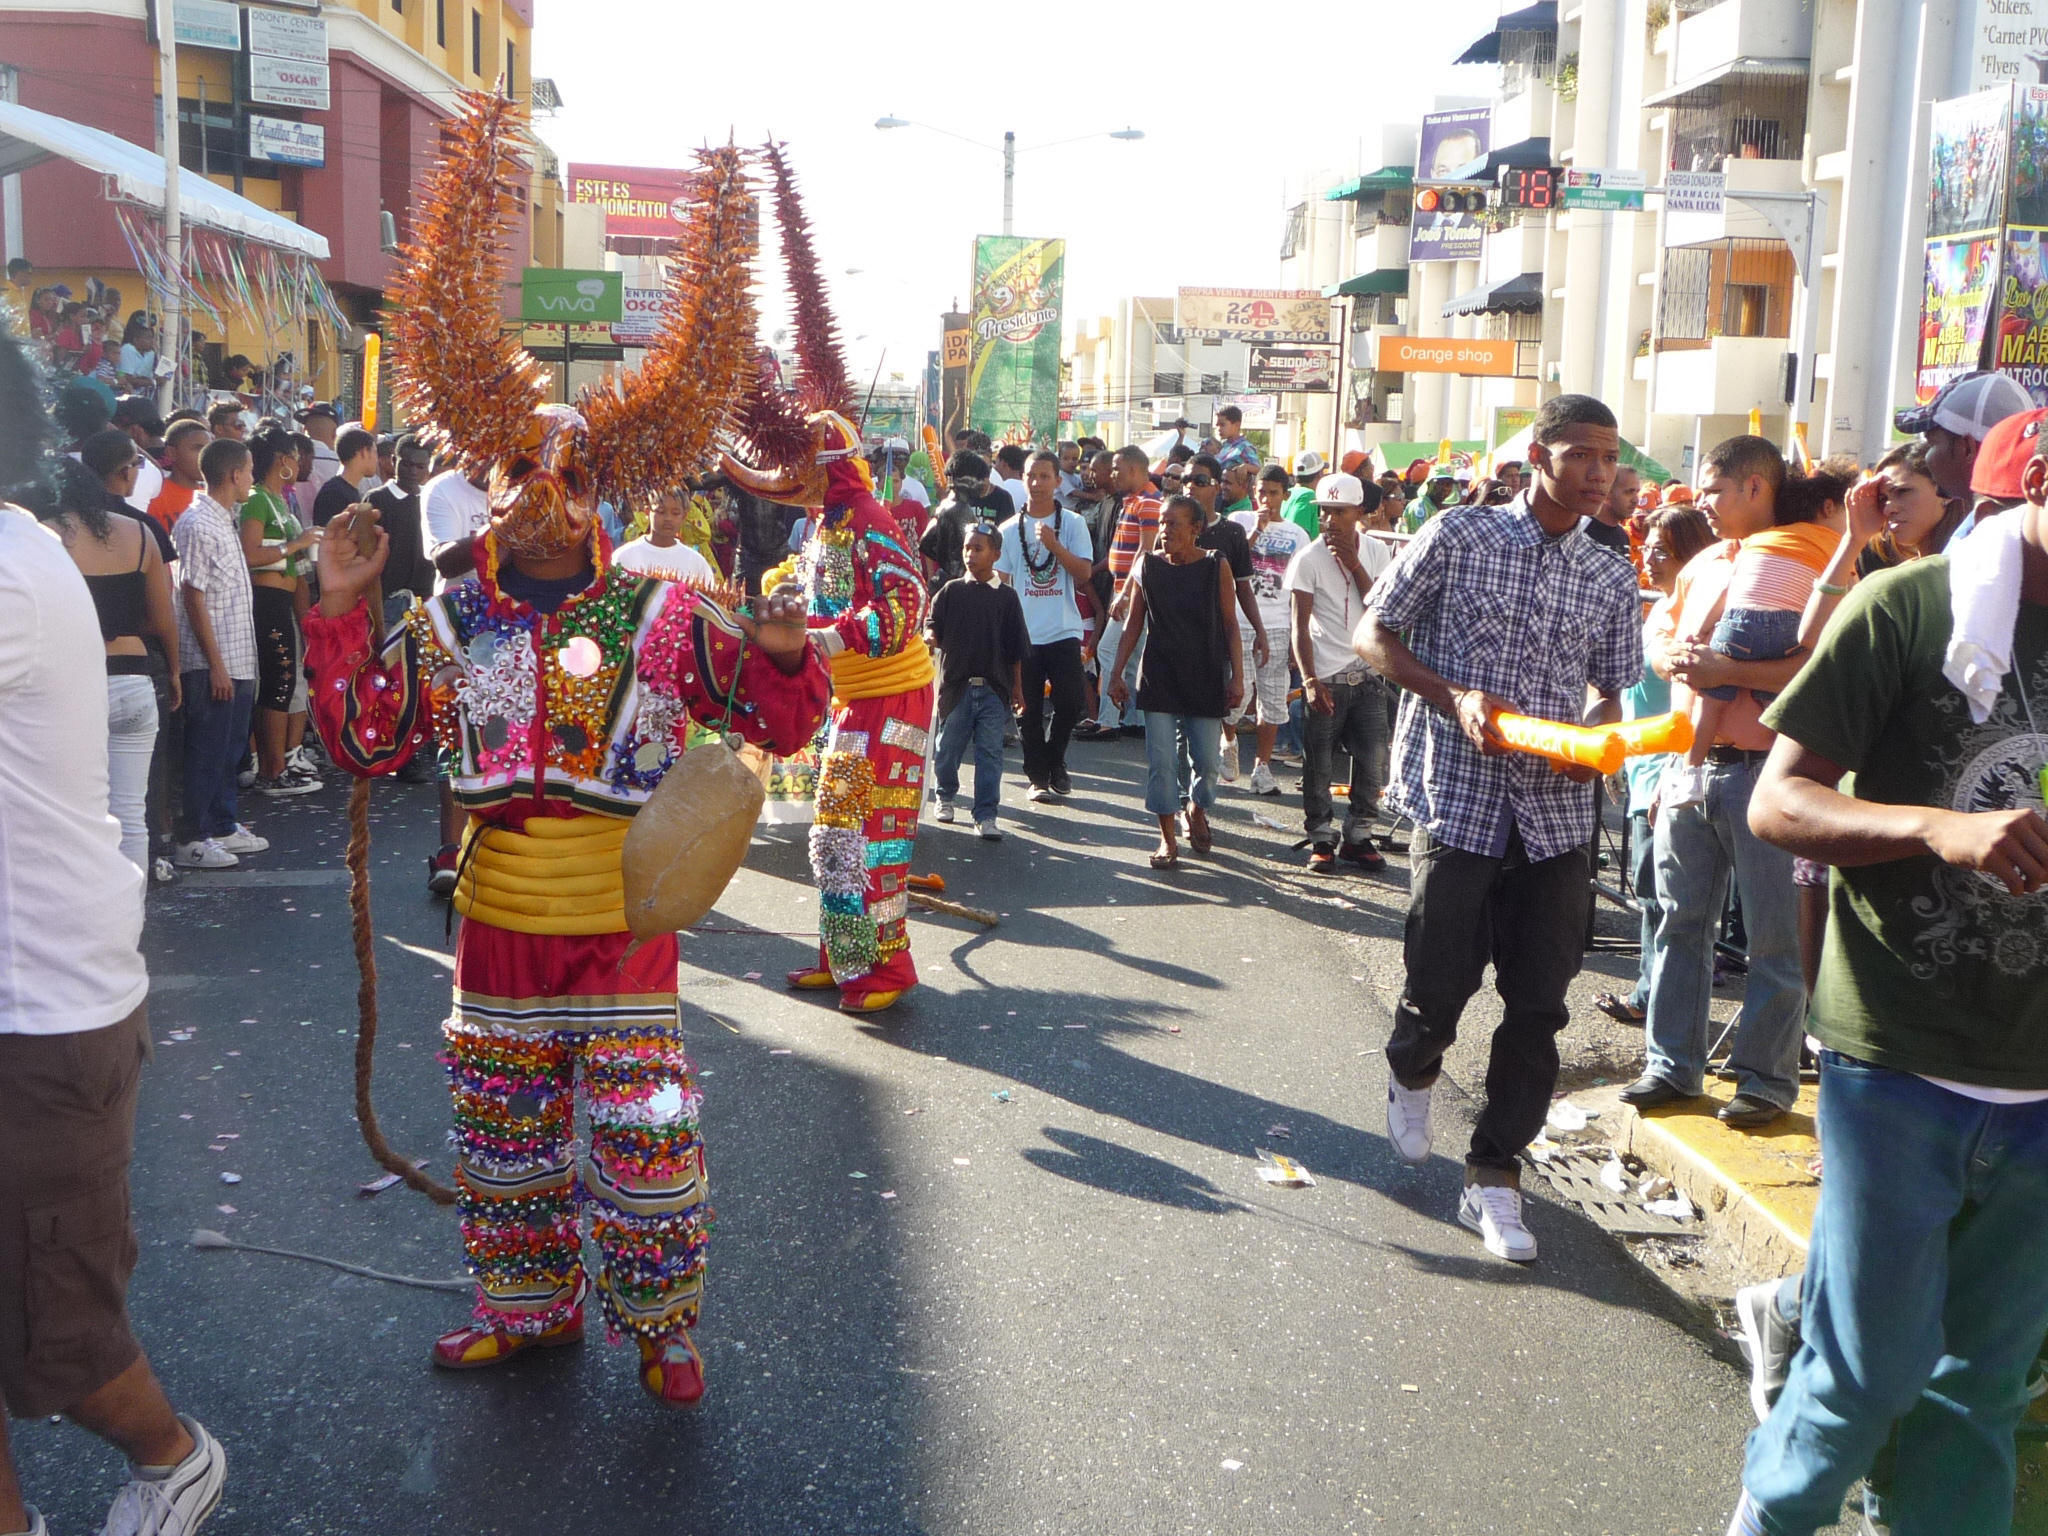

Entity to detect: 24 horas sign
[1176,288,1332,344]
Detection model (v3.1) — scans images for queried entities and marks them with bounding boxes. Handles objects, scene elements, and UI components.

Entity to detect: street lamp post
[875,117,1144,237]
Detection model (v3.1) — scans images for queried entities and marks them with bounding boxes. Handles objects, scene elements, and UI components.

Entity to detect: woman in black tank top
[1103,495,1243,868]
[34,454,182,870]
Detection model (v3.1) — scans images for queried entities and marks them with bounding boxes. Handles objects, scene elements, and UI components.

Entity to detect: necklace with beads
[1020,509,1063,583]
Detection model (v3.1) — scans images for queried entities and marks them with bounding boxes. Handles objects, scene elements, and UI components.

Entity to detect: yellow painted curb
[1613,1079,1820,1280]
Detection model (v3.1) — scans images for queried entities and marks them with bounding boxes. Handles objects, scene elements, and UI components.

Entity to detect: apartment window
[392,0,401,10]
[1722,283,1770,338]
[1658,239,1794,350]
[505,41,516,93]
[1278,203,1306,261]
[471,10,483,75]
[1666,72,1807,171]
[1499,28,1557,100]
[435,0,445,45]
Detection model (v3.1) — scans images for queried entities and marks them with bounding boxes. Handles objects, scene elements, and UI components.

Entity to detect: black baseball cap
[299,401,340,423]
[111,395,165,433]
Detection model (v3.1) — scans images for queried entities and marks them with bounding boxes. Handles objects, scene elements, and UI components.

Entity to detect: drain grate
[1525,1148,1695,1237]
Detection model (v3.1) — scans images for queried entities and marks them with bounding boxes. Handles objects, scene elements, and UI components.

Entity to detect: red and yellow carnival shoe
[430,1289,585,1371]
[637,1327,706,1407]
[838,985,907,1014]
[786,961,837,989]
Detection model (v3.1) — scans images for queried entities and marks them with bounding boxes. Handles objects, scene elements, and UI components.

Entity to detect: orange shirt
[147,480,195,533]
[1654,541,1774,752]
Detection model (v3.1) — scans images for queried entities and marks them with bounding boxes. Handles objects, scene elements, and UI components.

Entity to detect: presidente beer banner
[968,237,1065,446]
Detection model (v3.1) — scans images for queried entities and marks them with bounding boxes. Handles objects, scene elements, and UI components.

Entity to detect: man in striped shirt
[1083,445,1161,737]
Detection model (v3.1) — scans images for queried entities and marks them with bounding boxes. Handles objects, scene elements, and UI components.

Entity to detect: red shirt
[147,481,196,533]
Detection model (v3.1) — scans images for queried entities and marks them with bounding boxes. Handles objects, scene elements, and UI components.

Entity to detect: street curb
[1611,1090,1814,1281]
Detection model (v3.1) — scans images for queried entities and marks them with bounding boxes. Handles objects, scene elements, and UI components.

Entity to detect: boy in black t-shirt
[927,523,1029,838]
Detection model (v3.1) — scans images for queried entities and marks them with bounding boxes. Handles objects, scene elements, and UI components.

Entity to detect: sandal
[1149,843,1180,870]
[1593,992,1647,1024]
[1186,806,1213,855]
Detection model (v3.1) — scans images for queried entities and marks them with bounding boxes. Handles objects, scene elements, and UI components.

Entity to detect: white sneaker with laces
[1028,785,1056,803]
[1458,1183,1538,1263]
[217,825,268,855]
[976,820,1003,841]
[936,800,956,823]
[98,1414,226,1536]
[1217,754,1238,783]
[1249,762,1281,796]
[174,839,237,870]
[1387,1080,1434,1165]
[1734,1279,1796,1424]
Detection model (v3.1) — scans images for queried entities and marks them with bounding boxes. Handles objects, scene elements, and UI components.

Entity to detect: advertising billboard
[520,269,625,324]
[939,311,971,445]
[1918,237,2001,401]
[1928,89,2010,240]
[567,164,700,241]
[246,7,328,63]
[248,115,324,168]
[968,238,1064,446]
[248,55,329,111]
[1376,335,1518,377]
[1176,288,1331,344]
[1996,226,2048,401]
[1410,107,1491,264]
[1247,343,1337,392]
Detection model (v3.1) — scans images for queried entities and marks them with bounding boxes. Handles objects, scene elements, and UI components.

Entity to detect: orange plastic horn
[1613,711,1694,758]
[1491,712,1626,775]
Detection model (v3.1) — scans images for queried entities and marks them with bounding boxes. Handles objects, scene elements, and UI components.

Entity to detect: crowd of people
[13,300,2048,1535]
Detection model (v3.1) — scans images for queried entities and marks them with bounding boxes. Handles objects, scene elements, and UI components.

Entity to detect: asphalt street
[13,732,1844,1536]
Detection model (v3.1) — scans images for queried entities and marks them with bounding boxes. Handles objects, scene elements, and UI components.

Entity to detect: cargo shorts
[0,1004,148,1418]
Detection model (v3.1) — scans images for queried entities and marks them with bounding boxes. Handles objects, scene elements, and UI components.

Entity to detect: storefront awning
[1641,57,1810,111]
[1324,166,1415,201]
[1447,136,1552,182]
[1442,271,1544,317]
[1325,268,1411,298]
[1453,1,1558,65]
[0,99,328,259]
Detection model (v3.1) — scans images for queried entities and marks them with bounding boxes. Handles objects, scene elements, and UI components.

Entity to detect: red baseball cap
[1969,406,2048,499]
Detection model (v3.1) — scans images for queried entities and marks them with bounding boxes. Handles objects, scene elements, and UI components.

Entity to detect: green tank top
[239,485,304,580]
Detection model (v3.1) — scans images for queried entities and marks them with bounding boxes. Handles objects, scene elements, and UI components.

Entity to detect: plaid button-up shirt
[1367,495,1642,862]
[172,491,257,682]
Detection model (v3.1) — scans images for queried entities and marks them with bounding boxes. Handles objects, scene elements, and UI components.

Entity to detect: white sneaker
[1660,763,1707,810]
[18,1506,46,1536]
[152,857,178,885]
[287,745,321,775]
[976,820,1003,841]
[1387,1080,1433,1166]
[255,775,318,799]
[1217,754,1238,783]
[1249,762,1281,796]
[1458,1182,1538,1263]
[99,1414,226,1536]
[235,764,256,790]
[1029,784,1056,803]
[936,800,956,823]
[174,839,237,870]
[217,825,268,855]
[1734,1279,1796,1424]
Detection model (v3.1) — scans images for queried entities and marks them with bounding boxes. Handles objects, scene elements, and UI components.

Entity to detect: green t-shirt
[1283,485,1320,538]
[239,485,305,580]
[1761,556,2048,1089]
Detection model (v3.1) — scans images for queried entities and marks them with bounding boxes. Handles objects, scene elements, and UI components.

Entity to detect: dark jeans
[1019,638,1085,787]
[1386,825,1592,1179]
[145,665,180,855]
[178,674,255,842]
[1302,671,1389,848]
[934,683,1008,824]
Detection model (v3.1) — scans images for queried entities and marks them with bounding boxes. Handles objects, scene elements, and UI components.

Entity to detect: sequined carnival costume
[777,443,935,1011]
[306,92,829,1406]
[722,146,937,1014]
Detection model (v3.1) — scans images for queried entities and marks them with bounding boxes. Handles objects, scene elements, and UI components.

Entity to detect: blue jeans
[1741,1054,2048,1533]
[178,673,255,842]
[1627,808,1659,1011]
[1705,607,1802,703]
[1094,613,1144,729]
[1143,712,1219,817]
[934,683,1007,824]
[1643,755,1803,1107]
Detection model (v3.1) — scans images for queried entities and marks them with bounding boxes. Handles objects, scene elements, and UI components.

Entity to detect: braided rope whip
[347,775,457,1205]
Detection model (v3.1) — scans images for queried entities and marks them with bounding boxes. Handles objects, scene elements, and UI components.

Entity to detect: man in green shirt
[1728,407,2048,1536]
[1402,470,1461,533]
[1282,449,1326,536]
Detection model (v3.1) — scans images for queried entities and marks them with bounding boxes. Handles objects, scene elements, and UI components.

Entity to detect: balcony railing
[1655,238,1794,350]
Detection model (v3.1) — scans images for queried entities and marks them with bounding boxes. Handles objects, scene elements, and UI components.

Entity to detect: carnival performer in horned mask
[305,92,828,1405]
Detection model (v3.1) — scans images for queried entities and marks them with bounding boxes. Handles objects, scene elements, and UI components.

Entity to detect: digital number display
[1498,168,1557,209]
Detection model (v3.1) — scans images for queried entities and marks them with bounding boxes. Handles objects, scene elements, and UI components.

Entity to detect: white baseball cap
[1313,471,1367,508]
[1895,371,2034,441]
[1291,448,1328,476]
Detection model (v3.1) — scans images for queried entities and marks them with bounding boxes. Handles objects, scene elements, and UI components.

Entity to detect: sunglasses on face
[1187,476,1215,487]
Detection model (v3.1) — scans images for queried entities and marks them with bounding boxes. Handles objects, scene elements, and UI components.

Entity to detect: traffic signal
[1415,185,1491,214]
[1497,166,1558,210]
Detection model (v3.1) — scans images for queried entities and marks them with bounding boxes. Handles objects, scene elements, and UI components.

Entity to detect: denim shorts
[1704,606,1801,702]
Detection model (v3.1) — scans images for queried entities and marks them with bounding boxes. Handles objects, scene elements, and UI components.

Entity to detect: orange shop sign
[1378,336,1517,377]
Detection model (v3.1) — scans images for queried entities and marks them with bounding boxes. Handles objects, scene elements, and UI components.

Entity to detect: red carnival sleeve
[303,601,432,777]
[822,501,930,659]
[636,583,830,757]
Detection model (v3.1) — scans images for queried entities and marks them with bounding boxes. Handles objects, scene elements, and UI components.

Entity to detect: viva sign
[520,269,624,324]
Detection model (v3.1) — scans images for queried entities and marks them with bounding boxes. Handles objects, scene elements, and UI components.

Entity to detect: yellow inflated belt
[452,813,629,935]
[830,634,934,704]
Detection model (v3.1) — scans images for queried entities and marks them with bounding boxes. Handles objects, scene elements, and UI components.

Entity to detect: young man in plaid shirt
[1355,394,1642,1263]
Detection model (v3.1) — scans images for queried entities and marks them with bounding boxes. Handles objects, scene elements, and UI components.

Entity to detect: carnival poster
[1928,89,2010,241]
[1917,235,2001,403]
[968,237,1065,447]
[1997,227,2048,405]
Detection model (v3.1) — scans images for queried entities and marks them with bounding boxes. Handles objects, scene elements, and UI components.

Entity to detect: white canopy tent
[0,99,328,259]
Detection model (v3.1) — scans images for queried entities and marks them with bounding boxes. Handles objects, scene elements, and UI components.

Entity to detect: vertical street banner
[1918,90,2010,402]
[1996,86,2048,402]
[940,310,971,445]
[968,237,1065,446]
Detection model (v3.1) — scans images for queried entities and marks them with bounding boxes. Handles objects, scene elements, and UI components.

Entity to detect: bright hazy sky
[530,0,1502,386]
